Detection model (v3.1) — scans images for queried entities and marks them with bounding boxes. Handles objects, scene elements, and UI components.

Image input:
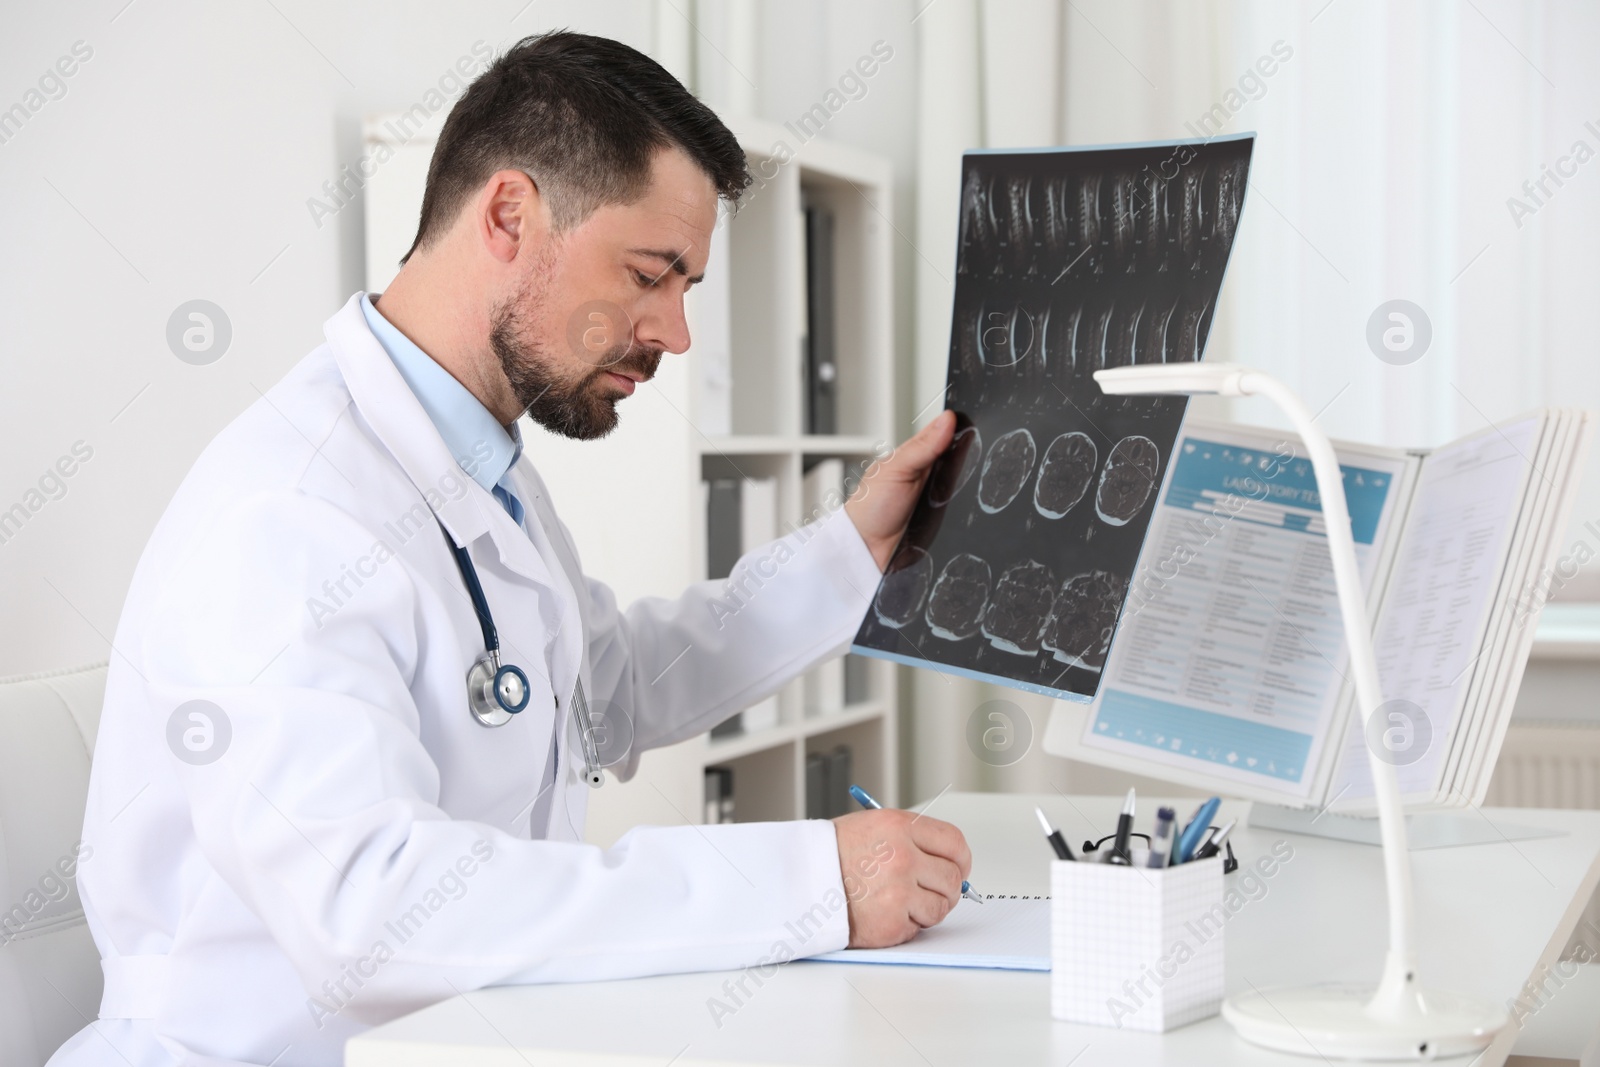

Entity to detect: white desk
[347,793,1600,1066]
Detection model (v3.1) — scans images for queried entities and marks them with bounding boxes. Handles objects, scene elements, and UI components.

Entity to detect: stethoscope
[440,523,605,787]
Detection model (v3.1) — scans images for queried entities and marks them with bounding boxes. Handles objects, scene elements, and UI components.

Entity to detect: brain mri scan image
[982,560,1058,655]
[1096,435,1160,526]
[852,136,1253,701]
[1033,432,1098,519]
[978,428,1038,514]
[872,545,932,629]
[928,425,983,507]
[925,553,992,641]
[1042,570,1130,672]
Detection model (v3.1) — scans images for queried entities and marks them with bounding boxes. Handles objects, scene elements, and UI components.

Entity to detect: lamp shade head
[1093,364,1252,397]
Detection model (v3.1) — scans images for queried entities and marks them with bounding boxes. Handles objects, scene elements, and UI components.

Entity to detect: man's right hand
[832,808,972,948]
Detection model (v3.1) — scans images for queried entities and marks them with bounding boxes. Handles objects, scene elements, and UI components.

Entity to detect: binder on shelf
[705,478,741,582]
[804,753,827,820]
[704,767,734,824]
[739,476,777,558]
[740,476,779,732]
[804,744,854,820]
[689,221,733,436]
[825,745,852,818]
[803,202,838,435]
[843,654,873,706]
[706,477,742,739]
[802,460,847,717]
[801,458,844,528]
[705,475,782,738]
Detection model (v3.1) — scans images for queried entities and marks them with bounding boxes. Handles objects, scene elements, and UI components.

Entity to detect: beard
[488,288,662,442]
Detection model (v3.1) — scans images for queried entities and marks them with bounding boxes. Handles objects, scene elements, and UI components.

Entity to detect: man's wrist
[842,498,889,572]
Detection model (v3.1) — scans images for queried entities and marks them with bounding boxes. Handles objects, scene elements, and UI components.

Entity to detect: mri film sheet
[852,135,1255,702]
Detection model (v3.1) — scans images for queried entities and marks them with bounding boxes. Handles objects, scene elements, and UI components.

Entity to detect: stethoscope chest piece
[438,518,604,788]
[467,656,530,727]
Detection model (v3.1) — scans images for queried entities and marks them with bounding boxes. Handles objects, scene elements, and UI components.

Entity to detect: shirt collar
[359,292,521,495]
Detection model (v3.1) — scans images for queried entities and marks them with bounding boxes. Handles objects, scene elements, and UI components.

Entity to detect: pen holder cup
[1050,856,1225,1032]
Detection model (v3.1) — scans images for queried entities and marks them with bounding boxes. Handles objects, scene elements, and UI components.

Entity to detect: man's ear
[476,169,548,265]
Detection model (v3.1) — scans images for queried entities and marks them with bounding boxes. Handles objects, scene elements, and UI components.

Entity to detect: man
[51,30,966,1067]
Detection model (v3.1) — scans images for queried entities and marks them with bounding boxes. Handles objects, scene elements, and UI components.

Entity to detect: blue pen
[849,785,983,905]
[1173,796,1222,865]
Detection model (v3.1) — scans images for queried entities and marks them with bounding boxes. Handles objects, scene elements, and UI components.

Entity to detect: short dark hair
[403,30,749,262]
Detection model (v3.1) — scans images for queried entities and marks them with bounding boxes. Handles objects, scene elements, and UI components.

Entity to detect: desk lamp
[1095,364,1507,1060]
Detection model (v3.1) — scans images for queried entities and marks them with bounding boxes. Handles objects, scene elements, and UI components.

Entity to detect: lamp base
[1223,984,1507,1061]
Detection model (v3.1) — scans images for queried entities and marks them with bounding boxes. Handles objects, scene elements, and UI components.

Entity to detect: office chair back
[0,664,106,1067]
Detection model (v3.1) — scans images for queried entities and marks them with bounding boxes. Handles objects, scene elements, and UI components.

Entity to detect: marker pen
[1110,788,1136,865]
[1035,806,1075,861]
[1148,806,1176,868]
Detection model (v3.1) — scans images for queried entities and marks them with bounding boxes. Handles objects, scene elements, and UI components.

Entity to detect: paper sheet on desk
[810,896,1050,971]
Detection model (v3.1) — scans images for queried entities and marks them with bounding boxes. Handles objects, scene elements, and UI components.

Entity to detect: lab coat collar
[323,293,557,591]
[357,292,524,497]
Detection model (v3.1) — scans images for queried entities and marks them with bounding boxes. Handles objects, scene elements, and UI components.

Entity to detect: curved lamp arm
[1230,372,1417,1010]
[1095,365,1503,1050]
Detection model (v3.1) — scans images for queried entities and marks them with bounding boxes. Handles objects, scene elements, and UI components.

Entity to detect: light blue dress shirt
[360,293,525,525]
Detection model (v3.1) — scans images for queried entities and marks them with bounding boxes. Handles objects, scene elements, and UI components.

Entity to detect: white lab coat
[50,294,881,1067]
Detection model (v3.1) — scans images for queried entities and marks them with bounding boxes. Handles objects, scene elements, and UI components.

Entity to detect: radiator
[1487,721,1600,961]
[1487,722,1600,809]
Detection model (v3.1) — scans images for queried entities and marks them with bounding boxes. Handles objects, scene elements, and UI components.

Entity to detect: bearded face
[478,147,716,439]
[488,262,664,442]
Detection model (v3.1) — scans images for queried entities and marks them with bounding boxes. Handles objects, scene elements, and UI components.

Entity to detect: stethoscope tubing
[442,528,501,658]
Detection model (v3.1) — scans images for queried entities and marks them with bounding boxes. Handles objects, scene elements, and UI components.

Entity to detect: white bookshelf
[363,115,898,844]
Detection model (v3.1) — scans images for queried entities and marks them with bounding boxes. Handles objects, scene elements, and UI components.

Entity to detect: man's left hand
[844,411,956,571]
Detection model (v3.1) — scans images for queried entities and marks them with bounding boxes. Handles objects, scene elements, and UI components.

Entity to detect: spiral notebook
[810,894,1050,971]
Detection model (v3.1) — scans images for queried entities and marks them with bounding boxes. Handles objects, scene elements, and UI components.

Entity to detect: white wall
[6,1,1596,808]
[1212,1,1600,508]
[0,0,924,678]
